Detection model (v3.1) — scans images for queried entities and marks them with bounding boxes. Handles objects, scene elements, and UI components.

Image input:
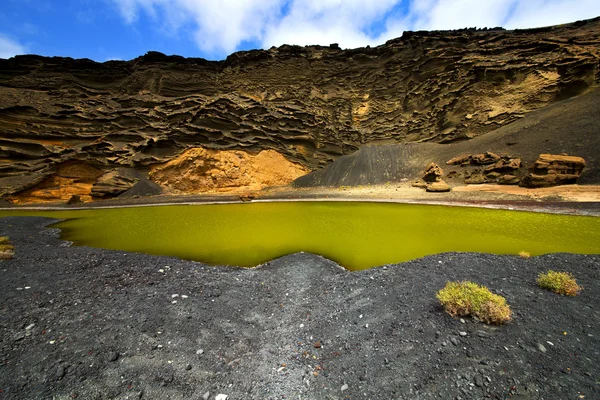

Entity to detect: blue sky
[1,0,599,61]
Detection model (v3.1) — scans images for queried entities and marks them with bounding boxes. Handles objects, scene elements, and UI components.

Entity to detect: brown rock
[7,162,102,204]
[411,180,428,188]
[91,170,139,198]
[471,152,501,165]
[426,180,451,192]
[239,193,256,202]
[520,154,586,188]
[484,158,522,173]
[423,162,444,183]
[465,174,485,184]
[498,174,520,185]
[67,195,83,205]
[485,171,501,180]
[446,154,471,165]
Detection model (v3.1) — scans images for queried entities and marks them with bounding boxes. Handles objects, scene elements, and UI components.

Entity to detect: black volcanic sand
[0,217,599,399]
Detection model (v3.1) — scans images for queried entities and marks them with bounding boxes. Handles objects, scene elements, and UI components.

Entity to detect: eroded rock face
[91,169,139,198]
[1,18,599,195]
[149,148,309,193]
[448,153,523,185]
[520,154,586,187]
[7,162,103,204]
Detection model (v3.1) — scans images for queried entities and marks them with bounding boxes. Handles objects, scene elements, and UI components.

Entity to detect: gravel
[0,216,599,399]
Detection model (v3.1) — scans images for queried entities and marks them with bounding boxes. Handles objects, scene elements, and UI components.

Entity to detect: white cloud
[262,0,398,49]
[112,0,284,55]
[111,0,600,57]
[409,0,515,31]
[0,34,27,59]
[504,0,600,29]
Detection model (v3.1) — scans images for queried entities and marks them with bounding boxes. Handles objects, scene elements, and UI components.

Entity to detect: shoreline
[2,193,600,216]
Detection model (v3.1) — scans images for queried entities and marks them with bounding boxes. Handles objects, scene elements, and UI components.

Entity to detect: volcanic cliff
[1,17,599,202]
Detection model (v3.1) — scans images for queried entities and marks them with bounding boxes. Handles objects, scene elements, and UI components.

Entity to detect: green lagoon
[1,202,599,270]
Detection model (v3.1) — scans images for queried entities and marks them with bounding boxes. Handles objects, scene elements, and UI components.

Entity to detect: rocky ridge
[1,18,600,201]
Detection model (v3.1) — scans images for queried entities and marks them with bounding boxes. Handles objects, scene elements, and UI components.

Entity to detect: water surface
[1,202,599,270]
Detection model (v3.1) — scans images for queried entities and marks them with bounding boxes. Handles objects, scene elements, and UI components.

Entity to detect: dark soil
[0,217,599,399]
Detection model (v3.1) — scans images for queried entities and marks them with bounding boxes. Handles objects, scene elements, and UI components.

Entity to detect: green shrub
[537,270,581,296]
[518,251,531,259]
[436,281,512,325]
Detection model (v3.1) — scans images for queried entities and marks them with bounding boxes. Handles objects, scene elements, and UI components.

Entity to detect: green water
[1,202,599,270]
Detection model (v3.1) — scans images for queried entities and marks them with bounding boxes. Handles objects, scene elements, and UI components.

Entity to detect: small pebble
[537,343,547,353]
[215,395,228,400]
[459,331,467,337]
[450,337,459,346]
[460,318,466,324]
[341,383,349,391]
[185,364,192,371]
[181,295,188,299]
[202,392,210,400]
[56,365,66,380]
[196,349,204,356]
[25,323,36,331]
[108,351,119,362]
[171,294,179,298]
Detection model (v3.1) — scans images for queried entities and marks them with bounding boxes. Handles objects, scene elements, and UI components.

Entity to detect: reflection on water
[1,202,599,270]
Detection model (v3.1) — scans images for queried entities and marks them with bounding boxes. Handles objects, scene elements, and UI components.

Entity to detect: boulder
[67,195,83,205]
[464,174,486,184]
[498,174,520,185]
[484,158,521,173]
[91,169,139,197]
[520,154,586,188]
[447,152,504,166]
[472,152,501,165]
[411,180,428,188]
[423,162,444,182]
[446,154,471,166]
[426,180,451,192]
[239,193,256,202]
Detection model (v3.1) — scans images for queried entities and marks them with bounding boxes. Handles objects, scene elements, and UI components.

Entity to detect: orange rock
[149,147,310,194]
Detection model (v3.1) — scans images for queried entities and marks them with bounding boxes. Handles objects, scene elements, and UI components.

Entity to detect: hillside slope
[294,86,600,187]
[1,17,600,200]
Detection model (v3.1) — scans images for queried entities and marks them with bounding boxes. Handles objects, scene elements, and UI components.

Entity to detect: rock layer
[520,154,586,188]
[1,18,600,199]
[149,148,309,193]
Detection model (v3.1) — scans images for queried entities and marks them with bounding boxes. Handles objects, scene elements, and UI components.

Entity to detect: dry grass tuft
[537,270,581,296]
[0,236,15,259]
[519,251,531,259]
[436,281,512,325]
